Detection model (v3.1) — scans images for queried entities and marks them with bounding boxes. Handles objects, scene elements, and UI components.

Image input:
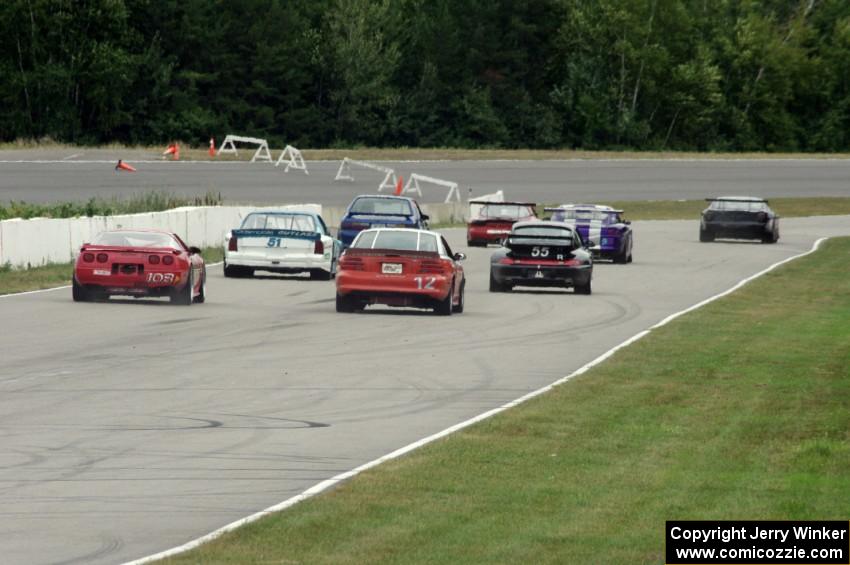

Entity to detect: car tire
[193,267,206,303]
[467,240,484,248]
[699,228,714,242]
[72,277,90,302]
[574,278,592,295]
[223,263,238,278]
[336,293,354,313]
[310,268,332,281]
[453,279,465,313]
[171,270,193,305]
[435,286,454,316]
[489,270,506,293]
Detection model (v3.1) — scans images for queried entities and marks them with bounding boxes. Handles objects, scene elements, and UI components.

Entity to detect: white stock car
[224,211,341,280]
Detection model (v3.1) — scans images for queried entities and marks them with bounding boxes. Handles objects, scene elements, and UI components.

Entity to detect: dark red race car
[335,228,466,315]
[466,200,537,246]
[73,229,206,305]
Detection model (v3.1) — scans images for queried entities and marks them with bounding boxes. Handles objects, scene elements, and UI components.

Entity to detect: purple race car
[546,204,633,263]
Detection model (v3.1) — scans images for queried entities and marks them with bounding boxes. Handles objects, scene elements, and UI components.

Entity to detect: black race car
[489,221,593,294]
[700,196,779,243]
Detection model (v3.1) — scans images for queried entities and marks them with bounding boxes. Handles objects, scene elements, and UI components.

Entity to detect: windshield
[552,208,620,224]
[92,231,182,249]
[709,201,768,212]
[349,198,413,216]
[241,213,316,231]
[352,230,439,252]
[478,204,534,220]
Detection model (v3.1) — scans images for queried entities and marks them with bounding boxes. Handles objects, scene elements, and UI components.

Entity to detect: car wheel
[72,277,90,302]
[336,293,354,313]
[467,240,484,248]
[699,228,714,242]
[435,286,454,316]
[171,270,193,305]
[453,279,465,313]
[489,270,507,293]
[310,268,332,281]
[193,267,206,303]
[574,278,592,295]
[223,263,237,278]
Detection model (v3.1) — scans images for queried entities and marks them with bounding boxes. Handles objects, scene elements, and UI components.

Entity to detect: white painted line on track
[122,237,830,565]
[0,263,222,299]
[62,153,82,160]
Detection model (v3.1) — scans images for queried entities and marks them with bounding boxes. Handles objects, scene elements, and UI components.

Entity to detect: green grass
[0,247,224,296]
[0,191,222,220]
[164,238,850,564]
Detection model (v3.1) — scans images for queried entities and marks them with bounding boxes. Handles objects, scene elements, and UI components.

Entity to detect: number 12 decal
[414,276,436,289]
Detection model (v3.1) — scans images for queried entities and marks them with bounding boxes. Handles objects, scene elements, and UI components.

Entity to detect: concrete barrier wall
[0,201,465,268]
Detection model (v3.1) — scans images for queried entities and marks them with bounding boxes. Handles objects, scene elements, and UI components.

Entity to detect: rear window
[93,231,182,249]
[478,204,535,219]
[553,208,617,223]
[350,198,413,216]
[353,230,439,252]
[709,200,768,212]
[241,213,316,231]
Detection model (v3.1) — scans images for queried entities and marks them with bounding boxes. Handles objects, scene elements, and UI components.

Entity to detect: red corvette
[335,228,466,315]
[467,200,537,246]
[72,229,206,305]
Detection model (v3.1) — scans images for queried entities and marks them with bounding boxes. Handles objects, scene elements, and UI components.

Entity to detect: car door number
[267,237,282,247]
[531,246,550,257]
[414,276,436,289]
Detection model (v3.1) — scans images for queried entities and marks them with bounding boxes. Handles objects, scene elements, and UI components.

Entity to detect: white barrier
[217,135,273,163]
[0,204,321,268]
[275,145,308,174]
[334,158,398,192]
[467,190,505,220]
[402,173,461,203]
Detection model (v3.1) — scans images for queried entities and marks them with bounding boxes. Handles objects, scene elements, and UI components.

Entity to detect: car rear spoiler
[342,247,440,258]
[468,200,537,207]
[348,211,413,217]
[543,207,624,213]
[231,228,320,240]
[705,198,768,204]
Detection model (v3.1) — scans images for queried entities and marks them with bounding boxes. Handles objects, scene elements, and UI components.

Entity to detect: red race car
[467,200,538,246]
[335,228,466,315]
[73,229,206,305]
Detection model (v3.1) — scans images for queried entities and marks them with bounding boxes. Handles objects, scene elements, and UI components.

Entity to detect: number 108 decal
[147,272,176,283]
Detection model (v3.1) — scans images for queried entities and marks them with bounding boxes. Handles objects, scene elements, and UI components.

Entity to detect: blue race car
[338,195,430,247]
[546,204,633,263]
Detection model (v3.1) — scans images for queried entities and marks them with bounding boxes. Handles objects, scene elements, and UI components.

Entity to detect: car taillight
[757,212,768,222]
[96,253,108,263]
[314,240,324,254]
[602,228,620,237]
[228,236,237,251]
[419,260,446,274]
[339,256,364,271]
[499,257,515,265]
[149,255,160,264]
[563,259,581,266]
[82,252,95,262]
[162,255,174,265]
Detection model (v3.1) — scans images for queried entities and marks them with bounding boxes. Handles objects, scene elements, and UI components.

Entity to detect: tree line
[1,0,848,152]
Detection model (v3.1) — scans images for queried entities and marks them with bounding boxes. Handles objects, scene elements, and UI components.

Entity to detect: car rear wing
[705,198,768,204]
[231,228,320,241]
[469,200,537,207]
[342,247,440,259]
[543,207,624,214]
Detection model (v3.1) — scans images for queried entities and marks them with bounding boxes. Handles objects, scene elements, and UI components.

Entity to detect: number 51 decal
[414,276,436,289]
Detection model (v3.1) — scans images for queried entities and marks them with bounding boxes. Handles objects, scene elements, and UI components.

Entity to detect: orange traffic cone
[208,137,216,158]
[163,143,179,160]
[115,159,136,172]
[394,175,404,196]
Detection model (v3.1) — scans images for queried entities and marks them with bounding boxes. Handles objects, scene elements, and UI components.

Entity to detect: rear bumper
[491,264,591,288]
[74,266,187,293]
[703,221,770,239]
[225,252,330,272]
[336,271,451,301]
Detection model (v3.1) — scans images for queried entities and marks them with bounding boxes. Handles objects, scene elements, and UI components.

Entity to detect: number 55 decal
[414,276,436,289]
[531,246,550,257]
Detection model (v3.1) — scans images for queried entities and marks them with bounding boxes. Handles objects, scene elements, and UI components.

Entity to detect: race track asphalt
[1,216,848,564]
[1,149,850,204]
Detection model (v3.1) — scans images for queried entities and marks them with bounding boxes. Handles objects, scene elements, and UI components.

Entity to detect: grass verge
[164,238,850,564]
[0,247,224,296]
[0,191,222,221]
